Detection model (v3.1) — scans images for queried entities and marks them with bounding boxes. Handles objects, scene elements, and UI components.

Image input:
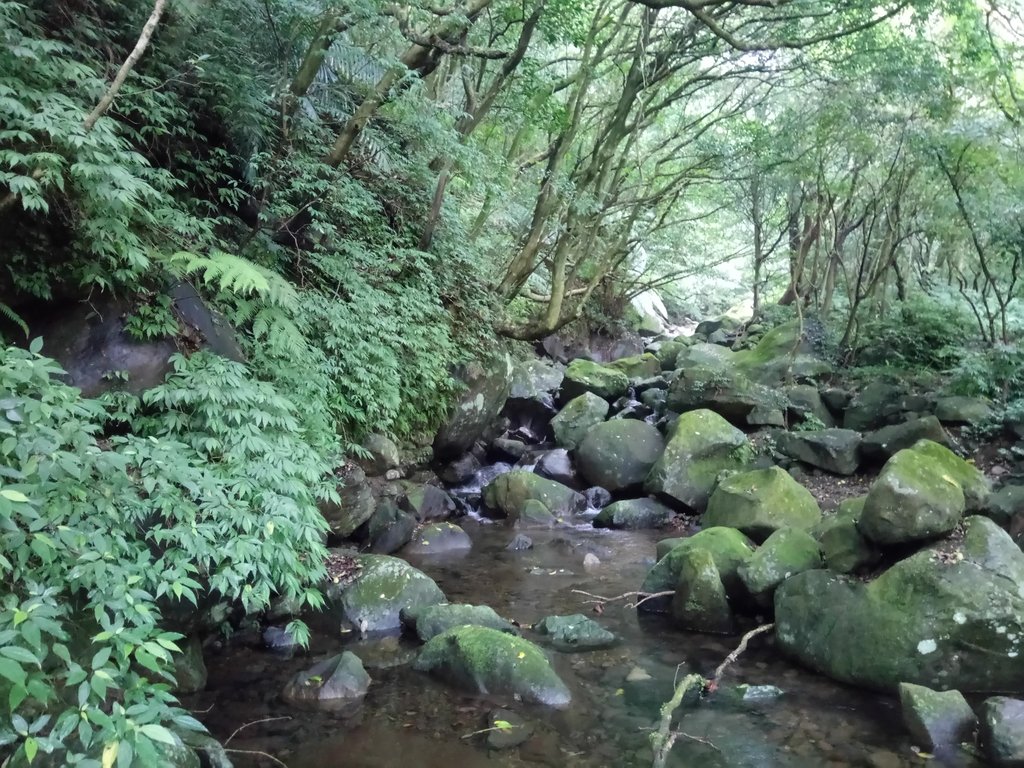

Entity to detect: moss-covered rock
[843,381,908,432]
[775,516,1024,692]
[326,554,445,633]
[814,497,879,574]
[551,392,609,450]
[676,342,736,372]
[787,385,835,428]
[400,483,456,522]
[655,340,687,370]
[403,522,472,555]
[738,527,821,601]
[936,395,994,426]
[319,464,375,537]
[986,484,1024,527]
[703,467,822,542]
[576,420,665,492]
[594,498,674,530]
[283,652,370,712]
[655,537,685,561]
[910,439,990,512]
[366,500,417,554]
[671,548,735,634]
[639,527,756,613]
[510,358,564,400]
[402,603,516,642]
[414,626,571,708]
[732,320,831,385]
[481,470,586,523]
[607,352,661,381]
[644,409,749,512]
[666,366,784,426]
[899,682,977,754]
[775,428,862,476]
[861,416,952,462]
[561,359,630,401]
[533,614,618,651]
[859,443,967,546]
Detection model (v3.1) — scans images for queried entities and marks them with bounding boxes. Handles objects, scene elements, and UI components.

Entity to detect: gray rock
[981,697,1024,767]
[320,465,375,537]
[862,416,951,462]
[282,652,370,712]
[775,429,862,476]
[583,486,612,510]
[987,485,1024,527]
[400,483,456,522]
[787,384,836,427]
[481,470,586,523]
[535,449,578,488]
[561,359,630,401]
[936,396,994,426]
[361,433,400,476]
[510,358,564,400]
[262,626,300,657]
[505,533,534,551]
[899,682,977,753]
[485,709,534,750]
[434,354,513,460]
[437,453,481,485]
[593,498,674,530]
[366,500,417,554]
[403,522,472,555]
[491,438,529,462]
[844,382,908,432]
[171,636,207,694]
[533,614,618,651]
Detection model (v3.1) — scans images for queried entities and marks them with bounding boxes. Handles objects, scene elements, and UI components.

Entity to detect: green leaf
[0,658,26,688]
[23,736,37,763]
[0,489,29,503]
[138,723,176,745]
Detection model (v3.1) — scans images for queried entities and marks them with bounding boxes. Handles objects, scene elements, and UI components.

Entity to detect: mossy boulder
[320,464,375,537]
[775,516,1024,692]
[859,441,971,546]
[403,522,472,556]
[814,497,879,574]
[551,392,609,450]
[671,548,735,634]
[899,682,977,754]
[732,320,831,385]
[911,438,990,512]
[676,342,736,372]
[861,416,951,462]
[607,352,662,381]
[433,354,513,460]
[843,381,908,432]
[533,614,618,651]
[481,470,586,523]
[402,603,516,642]
[936,395,994,426]
[703,467,822,542]
[561,359,630,401]
[738,527,821,601]
[644,409,749,512]
[414,626,571,708]
[360,433,401,476]
[326,554,445,633]
[365,500,417,554]
[594,498,674,530]
[666,366,784,426]
[775,429,862,476]
[509,358,564,401]
[576,420,665,492]
[282,652,370,712]
[655,340,687,370]
[400,483,456,522]
[639,526,756,613]
[787,385,835,428]
[987,485,1024,527]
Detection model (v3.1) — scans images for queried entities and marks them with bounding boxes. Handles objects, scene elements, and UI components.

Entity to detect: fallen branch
[571,588,675,610]
[223,748,289,768]
[650,623,774,768]
[225,716,292,746]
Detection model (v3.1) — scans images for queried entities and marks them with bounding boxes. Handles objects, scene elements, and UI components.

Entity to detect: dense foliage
[0,0,1022,763]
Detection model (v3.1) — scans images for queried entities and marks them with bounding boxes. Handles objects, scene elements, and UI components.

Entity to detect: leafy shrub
[948,344,1024,401]
[854,297,971,370]
[0,345,331,765]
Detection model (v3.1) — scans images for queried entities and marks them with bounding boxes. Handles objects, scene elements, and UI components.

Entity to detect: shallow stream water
[185,486,982,768]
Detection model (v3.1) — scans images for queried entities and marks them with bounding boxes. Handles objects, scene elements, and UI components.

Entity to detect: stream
[183,464,981,768]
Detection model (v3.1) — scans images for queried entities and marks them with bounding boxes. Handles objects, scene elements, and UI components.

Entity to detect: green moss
[703,467,822,541]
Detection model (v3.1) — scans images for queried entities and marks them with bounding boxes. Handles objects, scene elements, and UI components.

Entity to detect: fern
[0,300,27,338]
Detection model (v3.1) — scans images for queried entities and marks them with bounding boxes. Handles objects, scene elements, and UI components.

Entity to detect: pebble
[583,553,601,569]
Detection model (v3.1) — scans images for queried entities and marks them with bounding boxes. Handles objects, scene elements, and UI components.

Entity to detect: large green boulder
[433,354,513,460]
[561,359,629,401]
[861,416,951,462]
[859,443,967,546]
[843,381,907,432]
[414,626,571,708]
[403,522,472,556]
[899,682,977,754]
[775,428,862,476]
[936,395,994,426]
[576,420,665,491]
[738,527,821,601]
[361,433,401,476]
[732,320,831,385]
[655,340,687,370]
[594,498,674,530]
[671,548,735,634]
[644,409,749,511]
[787,384,835,428]
[551,392,609,450]
[401,603,516,642]
[775,516,1024,692]
[509,358,564,401]
[911,438,990,512]
[481,470,586,523]
[607,352,661,381]
[703,467,822,542]
[676,342,736,372]
[639,527,756,613]
[326,554,445,633]
[666,366,784,426]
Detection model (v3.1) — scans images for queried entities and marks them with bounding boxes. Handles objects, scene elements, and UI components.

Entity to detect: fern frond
[167,250,298,310]
[0,301,28,338]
